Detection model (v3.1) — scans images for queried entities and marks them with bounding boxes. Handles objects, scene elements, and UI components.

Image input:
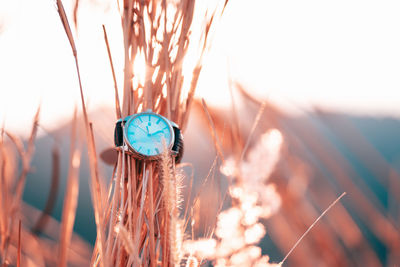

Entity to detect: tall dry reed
[55,0,227,266]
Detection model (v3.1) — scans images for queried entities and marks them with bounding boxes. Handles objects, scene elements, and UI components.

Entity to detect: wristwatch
[114,110,184,163]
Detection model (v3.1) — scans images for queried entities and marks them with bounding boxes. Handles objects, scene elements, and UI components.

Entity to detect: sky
[1,0,400,135]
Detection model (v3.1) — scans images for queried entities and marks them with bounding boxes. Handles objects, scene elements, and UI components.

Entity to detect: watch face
[124,112,174,157]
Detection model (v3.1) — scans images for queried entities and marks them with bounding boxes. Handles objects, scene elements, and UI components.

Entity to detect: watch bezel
[122,110,175,160]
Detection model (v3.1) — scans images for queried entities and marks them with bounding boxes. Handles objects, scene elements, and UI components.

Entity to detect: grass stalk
[55,1,107,264]
[279,192,347,266]
[32,143,60,234]
[102,25,122,120]
[58,109,80,267]
[17,220,21,267]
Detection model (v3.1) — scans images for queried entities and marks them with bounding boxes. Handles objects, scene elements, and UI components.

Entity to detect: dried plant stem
[134,168,149,262]
[227,73,243,155]
[2,107,39,264]
[147,164,156,267]
[121,0,134,117]
[180,65,202,129]
[201,99,224,163]
[279,192,347,266]
[32,143,60,234]
[55,1,107,265]
[58,110,81,267]
[239,101,265,163]
[12,107,40,210]
[88,123,107,267]
[117,224,135,255]
[0,129,9,256]
[102,25,122,119]
[17,220,21,267]
[105,152,122,261]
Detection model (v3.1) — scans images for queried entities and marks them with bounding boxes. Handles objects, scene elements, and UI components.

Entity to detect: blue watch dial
[125,113,173,157]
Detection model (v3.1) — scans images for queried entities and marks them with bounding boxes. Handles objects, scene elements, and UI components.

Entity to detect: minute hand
[150,130,164,136]
[137,127,148,135]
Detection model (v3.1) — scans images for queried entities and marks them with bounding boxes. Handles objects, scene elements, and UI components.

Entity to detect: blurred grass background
[17,97,400,266]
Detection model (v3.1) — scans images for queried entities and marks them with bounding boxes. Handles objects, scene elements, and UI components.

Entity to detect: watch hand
[146,126,150,135]
[151,130,164,136]
[137,127,147,135]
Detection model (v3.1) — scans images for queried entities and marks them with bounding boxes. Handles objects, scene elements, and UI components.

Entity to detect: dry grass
[55,0,227,266]
[0,108,39,265]
[58,109,81,267]
[0,108,91,266]
[1,0,398,267]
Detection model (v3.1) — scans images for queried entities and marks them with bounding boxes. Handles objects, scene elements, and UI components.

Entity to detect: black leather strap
[172,126,184,163]
[114,119,124,147]
[114,117,184,163]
